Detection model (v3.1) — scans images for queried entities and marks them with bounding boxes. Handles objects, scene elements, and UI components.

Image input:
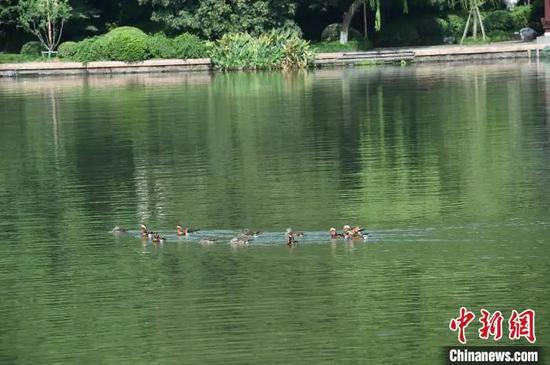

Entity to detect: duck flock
[111,224,369,247]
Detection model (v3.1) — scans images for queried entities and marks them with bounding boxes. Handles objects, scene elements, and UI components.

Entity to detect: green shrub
[321,23,363,42]
[0,53,37,63]
[436,17,451,36]
[148,32,207,59]
[57,41,78,58]
[71,36,108,62]
[173,33,208,59]
[447,14,467,38]
[461,37,491,45]
[20,41,44,56]
[461,31,515,44]
[102,26,149,62]
[416,16,448,37]
[374,21,420,46]
[372,16,452,46]
[488,30,515,41]
[212,33,259,70]
[510,5,533,29]
[281,34,312,69]
[484,10,514,32]
[60,28,207,62]
[148,33,176,59]
[211,30,312,70]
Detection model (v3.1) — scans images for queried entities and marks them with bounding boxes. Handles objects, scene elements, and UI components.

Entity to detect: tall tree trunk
[461,10,472,44]
[473,11,477,39]
[460,5,486,44]
[47,0,53,52]
[340,0,364,44]
[47,20,53,51]
[340,28,349,44]
[363,1,368,38]
[476,6,486,40]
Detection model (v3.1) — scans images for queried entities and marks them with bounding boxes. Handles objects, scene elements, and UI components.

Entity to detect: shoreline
[0,41,545,77]
[315,41,545,65]
[0,58,212,77]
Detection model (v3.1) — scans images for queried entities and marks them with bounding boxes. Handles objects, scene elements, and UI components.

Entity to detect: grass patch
[460,31,516,45]
[0,53,42,63]
[311,40,373,53]
[460,37,492,45]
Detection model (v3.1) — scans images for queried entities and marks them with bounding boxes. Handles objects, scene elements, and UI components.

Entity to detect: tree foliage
[138,0,298,39]
[17,0,72,52]
[304,0,397,43]
[1,0,545,52]
[0,0,19,26]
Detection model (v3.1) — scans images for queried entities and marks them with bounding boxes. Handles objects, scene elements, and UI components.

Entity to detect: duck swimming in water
[229,229,259,247]
[111,226,128,234]
[285,228,303,246]
[176,225,200,237]
[230,236,249,247]
[329,227,344,239]
[152,233,166,243]
[343,225,352,237]
[139,224,167,242]
[200,238,216,246]
[343,225,368,240]
[242,229,262,238]
[140,224,150,237]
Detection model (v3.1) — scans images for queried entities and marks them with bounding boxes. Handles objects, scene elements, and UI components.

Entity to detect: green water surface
[0,62,549,364]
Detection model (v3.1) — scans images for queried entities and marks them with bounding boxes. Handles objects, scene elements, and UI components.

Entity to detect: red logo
[478,309,503,341]
[449,307,476,344]
[509,309,536,343]
[450,308,536,344]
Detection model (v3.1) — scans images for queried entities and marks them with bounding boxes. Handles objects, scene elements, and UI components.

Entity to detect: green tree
[306,0,393,44]
[457,0,487,43]
[138,0,298,39]
[340,0,370,43]
[0,0,19,25]
[17,0,72,54]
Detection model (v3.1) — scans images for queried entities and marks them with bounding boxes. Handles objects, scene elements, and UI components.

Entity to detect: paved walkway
[404,41,543,56]
[315,41,545,65]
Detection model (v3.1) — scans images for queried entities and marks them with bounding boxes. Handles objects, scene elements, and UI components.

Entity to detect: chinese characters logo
[449,307,536,344]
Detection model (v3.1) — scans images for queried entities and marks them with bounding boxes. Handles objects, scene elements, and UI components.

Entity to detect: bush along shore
[6,26,313,71]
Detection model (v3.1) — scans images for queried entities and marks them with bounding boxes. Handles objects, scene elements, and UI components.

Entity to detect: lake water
[0,62,549,364]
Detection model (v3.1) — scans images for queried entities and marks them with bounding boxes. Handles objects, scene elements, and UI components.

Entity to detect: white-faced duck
[140,224,149,237]
[343,225,368,240]
[329,227,344,239]
[176,225,200,237]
